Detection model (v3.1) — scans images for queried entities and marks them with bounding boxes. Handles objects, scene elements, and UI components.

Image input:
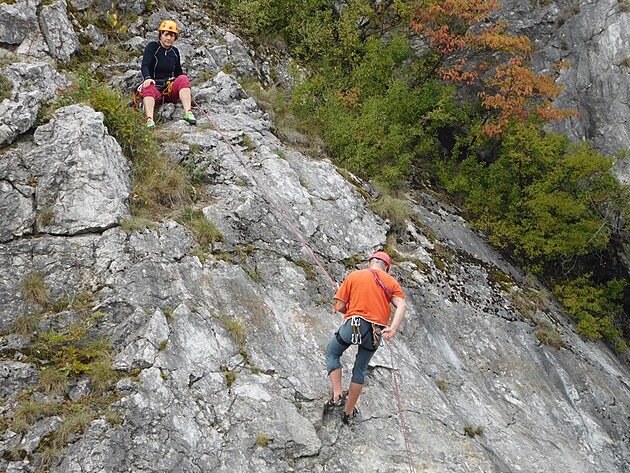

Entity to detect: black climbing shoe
[341,406,359,424]
[324,393,346,412]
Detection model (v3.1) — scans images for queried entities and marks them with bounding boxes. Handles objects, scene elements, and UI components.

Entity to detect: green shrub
[442,123,625,265]
[553,275,624,340]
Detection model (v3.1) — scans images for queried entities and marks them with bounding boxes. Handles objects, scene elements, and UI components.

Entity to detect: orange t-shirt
[335,268,406,326]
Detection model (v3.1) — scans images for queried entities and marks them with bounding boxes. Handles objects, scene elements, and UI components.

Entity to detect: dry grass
[20,272,51,307]
[10,313,42,336]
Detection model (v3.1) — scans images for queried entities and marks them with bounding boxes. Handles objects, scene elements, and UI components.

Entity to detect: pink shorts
[140,74,191,103]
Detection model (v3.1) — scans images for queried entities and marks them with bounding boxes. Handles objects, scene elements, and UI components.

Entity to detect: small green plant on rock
[120,216,156,233]
[343,254,365,269]
[295,258,317,280]
[36,207,55,228]
[255,433,269,447]
[10,313,42,336]
[179,207,223,249]
[220,364,237,388]
[39,366,69,395]
[436,379,448,391]
[241,133,255,150]
[218,314,246,345]
[369,193,412,236]
[464,424,484,438]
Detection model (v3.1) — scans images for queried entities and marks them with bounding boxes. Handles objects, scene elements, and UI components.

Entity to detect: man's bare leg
[328,368,343,401]
[344,381,363,415]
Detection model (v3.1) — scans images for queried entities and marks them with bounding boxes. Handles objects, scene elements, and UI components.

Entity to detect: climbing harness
[191,96,415,473]
[371,323,383,348]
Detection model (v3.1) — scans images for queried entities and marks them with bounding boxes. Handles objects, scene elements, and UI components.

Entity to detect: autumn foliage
[411,0,577,136]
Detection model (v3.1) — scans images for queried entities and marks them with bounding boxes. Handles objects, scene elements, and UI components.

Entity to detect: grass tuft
[218,314,246,345]
[533,320,564,349]
[255,433,269,447]
[120,216,156,233]
[179,208,223,248]
[20,272,51,307]
[10,313,42,336]
[0,73,13,101]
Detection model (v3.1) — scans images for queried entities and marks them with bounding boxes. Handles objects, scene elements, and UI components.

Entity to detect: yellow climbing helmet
[158,20,179,36]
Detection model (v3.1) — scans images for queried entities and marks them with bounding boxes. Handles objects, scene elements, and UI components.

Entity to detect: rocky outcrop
[0,0,39,46]
[0,62,69,146]
[39,0,80,63]
[499,0,630,174]
[0,104,131,243]
[1,69,628,472]
[0,4,629,473]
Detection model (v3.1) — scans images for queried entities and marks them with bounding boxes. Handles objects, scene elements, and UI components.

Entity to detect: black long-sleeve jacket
[140,41,183,90]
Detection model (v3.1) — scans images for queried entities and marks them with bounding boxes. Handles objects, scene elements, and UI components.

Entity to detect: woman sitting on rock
[140,19,196,128]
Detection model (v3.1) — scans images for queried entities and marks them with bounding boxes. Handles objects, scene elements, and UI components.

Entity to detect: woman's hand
[142,78,155,89]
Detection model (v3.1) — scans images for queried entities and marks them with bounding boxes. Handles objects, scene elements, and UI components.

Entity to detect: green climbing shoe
[183,111,196,125]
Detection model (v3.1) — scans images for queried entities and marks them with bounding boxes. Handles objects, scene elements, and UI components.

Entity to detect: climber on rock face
[139,19,196,128]
[324,251,407,424]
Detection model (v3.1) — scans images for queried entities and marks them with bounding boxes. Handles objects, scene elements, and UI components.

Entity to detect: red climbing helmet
[369,251,391,271]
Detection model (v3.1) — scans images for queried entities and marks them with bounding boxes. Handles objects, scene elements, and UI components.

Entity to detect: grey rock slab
[0,62,69,146]
[38,0,79,63]
[28,104,131,235]
[0,0,38,45]
[0,361,38,399]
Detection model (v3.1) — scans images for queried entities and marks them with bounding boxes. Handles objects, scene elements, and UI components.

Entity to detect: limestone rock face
[38,0,80,63]
[0,104,131,243]
[0,0,38,45]
[499,0,630,175]
[0,62,69,146]
[0,6,629,473]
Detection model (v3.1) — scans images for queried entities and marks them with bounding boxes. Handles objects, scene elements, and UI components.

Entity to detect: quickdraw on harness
[350,316,362,344]
[161,78,174,96]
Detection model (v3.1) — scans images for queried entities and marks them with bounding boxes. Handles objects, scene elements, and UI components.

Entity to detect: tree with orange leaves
[410,0,576,137]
